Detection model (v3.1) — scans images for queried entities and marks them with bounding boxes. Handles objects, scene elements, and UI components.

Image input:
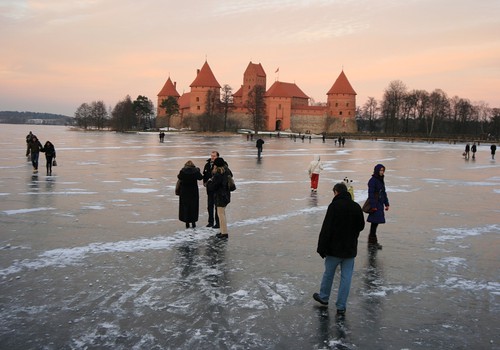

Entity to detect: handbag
[175,179,181,196]
[52,159,57,166]
[362,198,371,213]
[227,175,236,192]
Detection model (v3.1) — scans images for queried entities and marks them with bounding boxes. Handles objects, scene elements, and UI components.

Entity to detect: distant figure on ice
[464,143,470,159]
[25,131,33,160]
[27,135,43,173]
[42,141,56,176]
[491,144,497,160]
[177,160,203,229]
[366,164,390,250]
[206,157,232,239]
[159,131,165,143]
[256,138,265,159]
[308,155,324,192]
[313,182,365,316]
[471,143,477,159]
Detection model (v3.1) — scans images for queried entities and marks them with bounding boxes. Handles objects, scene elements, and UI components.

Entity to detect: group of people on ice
[25,131,56,175]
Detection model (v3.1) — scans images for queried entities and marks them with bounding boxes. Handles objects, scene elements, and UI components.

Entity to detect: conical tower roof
[190,61,221,88]
[327,70,356,95]
[157,77,180,97]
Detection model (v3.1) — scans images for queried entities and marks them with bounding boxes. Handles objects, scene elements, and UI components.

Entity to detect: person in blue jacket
[367,164,390,249]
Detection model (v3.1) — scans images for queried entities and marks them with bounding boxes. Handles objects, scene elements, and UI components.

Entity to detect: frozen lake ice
[0,125,499,349]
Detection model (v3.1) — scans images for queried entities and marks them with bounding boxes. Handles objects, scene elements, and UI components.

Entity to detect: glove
[385,205,389,211]
[318,252,326,259]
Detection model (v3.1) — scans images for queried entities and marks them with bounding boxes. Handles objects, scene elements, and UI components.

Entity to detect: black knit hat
[214,157,225,167]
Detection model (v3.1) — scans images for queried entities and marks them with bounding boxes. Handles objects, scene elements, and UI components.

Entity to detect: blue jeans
[319,256,355,310]
[31,152,40,170]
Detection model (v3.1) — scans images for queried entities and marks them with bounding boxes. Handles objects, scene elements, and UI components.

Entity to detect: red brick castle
[157,60,357,133]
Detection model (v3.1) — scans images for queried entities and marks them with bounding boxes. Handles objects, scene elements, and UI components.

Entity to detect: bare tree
[91,101,109,130]
[425,89,449,136]
[245,85,267,133]
[75,103,92,130]
[362,97,378,132]
[381,80,407,133]
[160,96,179,131]
[220,84,234,131]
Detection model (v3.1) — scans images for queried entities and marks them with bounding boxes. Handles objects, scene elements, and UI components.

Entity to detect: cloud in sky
[0,0,499,116]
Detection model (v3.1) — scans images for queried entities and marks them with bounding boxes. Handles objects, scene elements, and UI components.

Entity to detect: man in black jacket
[202,150,220,228]
[313,182,365,316]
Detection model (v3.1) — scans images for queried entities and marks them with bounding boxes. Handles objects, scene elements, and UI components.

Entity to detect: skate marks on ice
[0,228,309,349]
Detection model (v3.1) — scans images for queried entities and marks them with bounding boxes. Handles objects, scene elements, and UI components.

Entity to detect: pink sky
[1,0,499,116]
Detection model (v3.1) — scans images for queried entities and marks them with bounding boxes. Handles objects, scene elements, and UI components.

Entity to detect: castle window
[346,103,349,107]
[339,111,343,115]
[196,97,200,102]
[348,111,351,115]
[197,106,200,110]
[279,104,281,110]
[335,103,338,107]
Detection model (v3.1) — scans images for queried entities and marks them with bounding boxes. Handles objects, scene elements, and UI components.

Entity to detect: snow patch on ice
[0,230,215,277]
[434,224,500,242]
[122,188,158,193]
[424,178,497,186]
[81,205,105,210]
[127,178,154,182]
[3,207,56,215]
[433,257,467,271]
[231,206,326,227]
[442,277,500,294]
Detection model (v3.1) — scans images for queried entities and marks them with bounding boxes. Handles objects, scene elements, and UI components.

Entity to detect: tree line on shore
[72,80,499,140]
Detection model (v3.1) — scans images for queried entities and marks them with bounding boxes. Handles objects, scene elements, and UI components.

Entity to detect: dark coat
[207,169,231,207]
[28,139,43,154]
[177,166,203,223]
[202,158,214,187]
[367,175,389,224]
[42,143,56,159]
[317,191,365,258]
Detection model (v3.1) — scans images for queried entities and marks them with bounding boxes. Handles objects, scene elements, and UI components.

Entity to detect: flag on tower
[275,67,279,73]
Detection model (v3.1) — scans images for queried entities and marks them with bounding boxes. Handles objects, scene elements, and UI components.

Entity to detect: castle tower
[242,62,266,103]
[156,77,180,127]
[233,62,266,107]
[189,61,221,115]
[326,70,357,132]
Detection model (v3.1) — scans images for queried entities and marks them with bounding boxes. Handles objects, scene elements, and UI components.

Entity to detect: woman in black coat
[177,160,203,229]
[42,141,56,176]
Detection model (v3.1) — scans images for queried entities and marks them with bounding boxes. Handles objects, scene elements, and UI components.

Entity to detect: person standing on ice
[177,160,203,229]
[471,142,477,159]
[464,143,470,159]
[206,157,231,239]
[366,164,390,250]
[203,151,220,228]
[491,144,496,160]
[41,140,56,176]
[313,182,365,316]
[27,135,43,173]
[308,155,324,192]
[256,138,265,159]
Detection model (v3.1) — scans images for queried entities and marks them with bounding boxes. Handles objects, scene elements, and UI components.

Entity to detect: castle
[156,60,357,134]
